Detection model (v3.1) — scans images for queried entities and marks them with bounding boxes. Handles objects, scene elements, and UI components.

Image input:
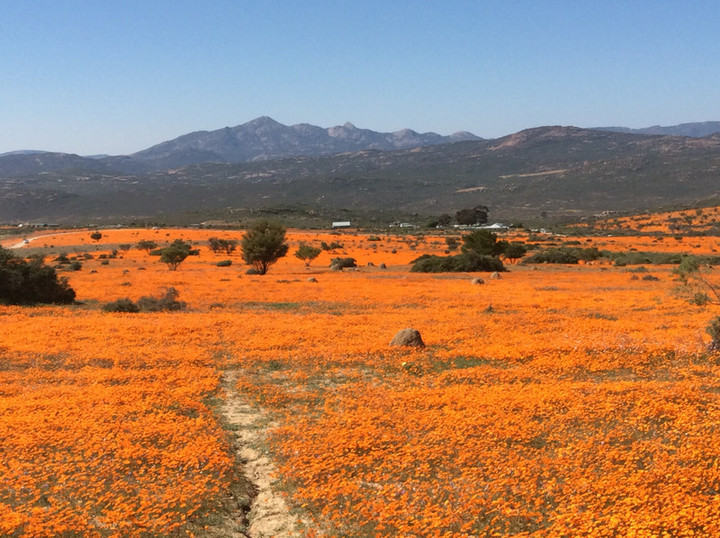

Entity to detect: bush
[504,242,528,263]
[330,257,357,269]
[295,243,322,266]
[216,259,233,267]
[208,237,238,255]
[321,241,344,251]
[0,247,76,305]
[523,247,602,264]
[156,240,199,270]
[708,317,720,351]
[136,287,187,312]
[461,229,506,256]
[137,240,158,254]
[410,252,506,273]
[102,298,140,313]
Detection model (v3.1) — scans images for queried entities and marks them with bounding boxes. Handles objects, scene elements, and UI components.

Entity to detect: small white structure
[332,221,351,229]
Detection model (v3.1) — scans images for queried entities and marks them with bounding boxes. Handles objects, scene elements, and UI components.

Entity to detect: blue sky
[1,1,719,155]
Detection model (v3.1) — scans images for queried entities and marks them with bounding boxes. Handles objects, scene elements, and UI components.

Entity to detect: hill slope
[594,121,720,138]
[2,126,720,224]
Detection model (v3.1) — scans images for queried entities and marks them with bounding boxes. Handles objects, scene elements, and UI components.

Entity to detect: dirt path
[218,369,301,538]
[2,230,88,249]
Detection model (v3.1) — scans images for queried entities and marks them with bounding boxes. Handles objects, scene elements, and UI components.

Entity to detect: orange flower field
[2,226,720,536]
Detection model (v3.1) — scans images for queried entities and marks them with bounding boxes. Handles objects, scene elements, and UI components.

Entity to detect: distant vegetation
[411,230,508,273]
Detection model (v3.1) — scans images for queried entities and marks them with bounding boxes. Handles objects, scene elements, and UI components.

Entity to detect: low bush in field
[523,247,602,264]
[137,287,187,312]
[102,288,187,313]
[411,252,505,273]
[102,298,141,313]
[331,257,357,269]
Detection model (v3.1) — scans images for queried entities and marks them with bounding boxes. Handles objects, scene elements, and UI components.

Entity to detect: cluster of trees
[411,229,524,273]
[207,237,238,255]
[426,206,490,228]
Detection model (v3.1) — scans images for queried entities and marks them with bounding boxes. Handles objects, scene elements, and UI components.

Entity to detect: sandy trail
[3,230,89,249]
[218,369,301,538]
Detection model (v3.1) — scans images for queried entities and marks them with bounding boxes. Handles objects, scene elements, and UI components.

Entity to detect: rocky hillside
[3,126,720,224]
[103,116,481,172]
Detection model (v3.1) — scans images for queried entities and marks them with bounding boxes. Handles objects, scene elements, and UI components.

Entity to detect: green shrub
[0,247,76,305]
[136,287,187,312]
[321,241,344,251]
[295,244,322,266]
[707,317,720,351]
[523,247,602,264]
[330,257,357,269]
[216,259,233,267]
[411,252,505,273]
[208,237,238,255]
[102,298,140,313]
[137,240,158,254]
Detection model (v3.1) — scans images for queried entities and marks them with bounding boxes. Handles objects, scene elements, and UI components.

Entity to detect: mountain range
[594,121,720,138]
[1,120,720,225]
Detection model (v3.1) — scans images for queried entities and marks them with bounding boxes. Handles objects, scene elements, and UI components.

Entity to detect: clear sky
[1,0,719,155]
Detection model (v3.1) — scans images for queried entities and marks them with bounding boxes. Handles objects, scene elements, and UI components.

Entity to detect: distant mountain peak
[118,117,481,172]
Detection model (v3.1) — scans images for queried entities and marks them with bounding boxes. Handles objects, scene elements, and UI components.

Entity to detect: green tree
[504,242,528,263]
[241,220,289,275]
[461,229,506,257]
[0,246,76,305]
[455,206,488,226]
[90,231,103,242]
[295,243,322,266]
[137,240,158,254]
[160,240,193,270]
[445,237,460,251]
[208,237,238,255]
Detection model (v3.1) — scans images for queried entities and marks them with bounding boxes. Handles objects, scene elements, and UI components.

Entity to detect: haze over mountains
[1,119,720,225]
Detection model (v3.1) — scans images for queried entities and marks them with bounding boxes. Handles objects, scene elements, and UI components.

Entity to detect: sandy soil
[217,370,301,538]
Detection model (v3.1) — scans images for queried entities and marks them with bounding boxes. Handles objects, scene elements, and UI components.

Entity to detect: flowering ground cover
[2,226,720,536]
